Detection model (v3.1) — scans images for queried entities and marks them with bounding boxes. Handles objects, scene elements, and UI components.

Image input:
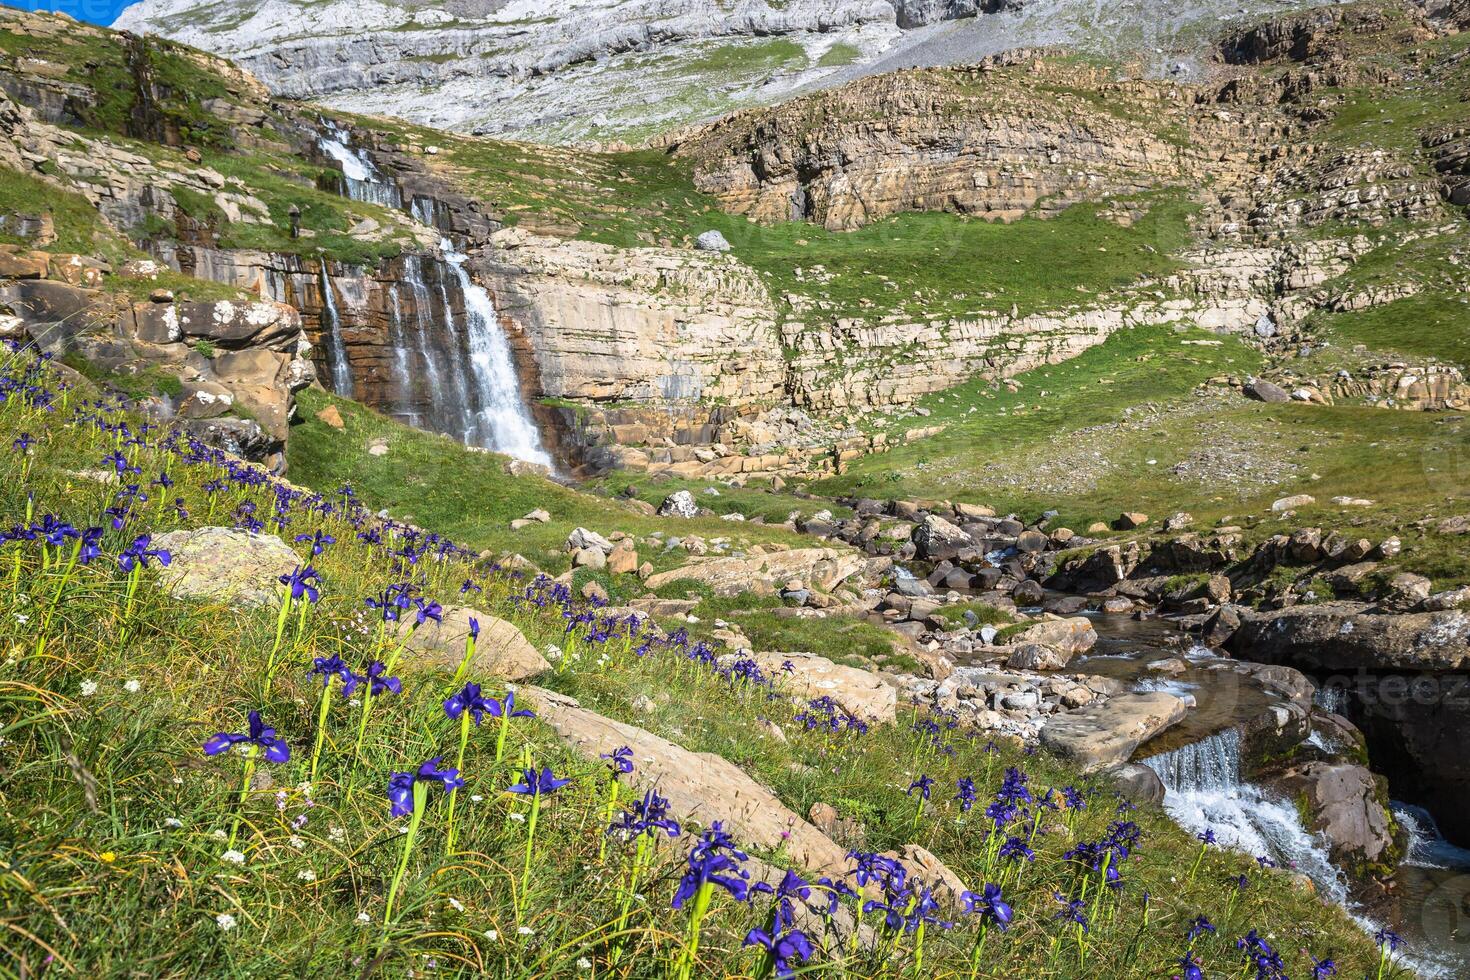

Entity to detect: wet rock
[1039,693,1189,771]
[151,527,300,608]
[1012,580,1044,605]
[1109,763,1166,804]
[1272,762,1393,864]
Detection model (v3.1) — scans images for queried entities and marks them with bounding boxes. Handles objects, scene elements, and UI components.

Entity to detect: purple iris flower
[294,529,335,556]
[118,534,171,571]
[363,661,401,697]
[956,776,977,811]
[278,565,322,603]
[413,598,442,625]
[77,527,104,565]
[907,775,934,800]
[12,432,33,452]
[487,688,535,721]
[1310,955,1337,979]
[998,837,1035,863]
[507,767,572,797]
[961,882,1013,931]
[753,869,810,930]
[1375,928,1403,952]
[1187,915,1215,941]
[443,682,494,725]
[1198,829,1217,845]
[601,745,634,775]
[1052,892,1089,933]
[743,925,813,979]
[387,757,464,818]
[203,710,290,763]
[608,788,681,840]
[672,822,750,908]
[1179,950,1204,980]
[310,655,356,691]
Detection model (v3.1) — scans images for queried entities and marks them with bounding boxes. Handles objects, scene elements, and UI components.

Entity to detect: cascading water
[318,265,354,399]
[442,241,551,466]
[1141,730,1348,904]
[318,123,401,209]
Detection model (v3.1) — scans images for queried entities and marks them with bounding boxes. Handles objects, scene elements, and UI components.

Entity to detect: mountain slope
[114,0,1332,143]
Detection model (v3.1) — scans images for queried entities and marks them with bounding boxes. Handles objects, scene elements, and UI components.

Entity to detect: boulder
[1109,763,1166,804]
[645,549,889,597]
[1228,604,1470,671]
[1271,494,1316,513]
[566,527,613,554]
[1016,530,1049,553]
[395,605,549,680]
[315,404,345,429]
[1245,379,1291,403]
[607,541,639,575]
[1004,643,1070,671]
[746,652,897,724]
[1272,762,1393,863]
[911,514,973,561]
[997,617,1097,658]
[1039,693,1189,771]
[1113,512,1149,530]
[694,230,732,252]
[151,527,300,608]
[523,688,850,875]
[658,490,699,518]
[572,547,606,570]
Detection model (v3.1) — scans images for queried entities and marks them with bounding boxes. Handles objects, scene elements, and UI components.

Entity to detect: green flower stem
[450,633,477,688]
[598,776,620,863]
[673,880,714,980]
[494,702,512,765]
[384,782,428,923]
[517,789,543,918]
[308,679,335,784]
[262,591,294,693]
[226,751,257,851]
[444,711,472,854]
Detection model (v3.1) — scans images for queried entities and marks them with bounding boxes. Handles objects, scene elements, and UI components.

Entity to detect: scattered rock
[658,490,699,519]
[1114,512,1149,530]
[315,405,344,429]
[1271,494,1315,513]
[694,230,732,252]
[1245,379,1291,403]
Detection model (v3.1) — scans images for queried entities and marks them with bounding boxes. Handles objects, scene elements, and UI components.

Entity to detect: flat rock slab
[152,527,300,608]
[644,549,889,597]
[999,617,1098,658]
[524,687,849,876]
[1040,692,1189,772]
[747,651,897,724]
[396,604,549,681]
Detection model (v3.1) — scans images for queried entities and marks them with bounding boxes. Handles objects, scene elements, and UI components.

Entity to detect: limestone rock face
[1229,604,1470,671]
[395,605,550,681]
[746,651,898,724]
[998,618,1098,658]
[1039,692,1189,771]
[151,528,301,608]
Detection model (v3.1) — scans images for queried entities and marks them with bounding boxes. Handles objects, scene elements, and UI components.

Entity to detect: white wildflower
[123,679,140,693]
[221,849,245,865]
[578,958,592,969]
[483,930,498,941]
[297,869,316,882]
[356,912,371,924]
[508,812,526,823]
[163,818,183,829]
[517,926,533,936]
[289,836,305,849]
[328,826,346,842]
[215,913,237,931]
[79,680,98,697]
[447,897,464,912]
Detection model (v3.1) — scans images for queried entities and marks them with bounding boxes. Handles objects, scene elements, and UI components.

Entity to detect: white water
[1394,802,1470,871]
[1142,730,1349,904]
[318,266,354,398]
[442,241,551,467]
[318,123,401,209]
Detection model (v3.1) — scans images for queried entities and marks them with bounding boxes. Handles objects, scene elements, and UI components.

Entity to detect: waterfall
[442,242,551,467]
[319,266,354,398]
[318,123,401,209]
[1141,730,1348,904]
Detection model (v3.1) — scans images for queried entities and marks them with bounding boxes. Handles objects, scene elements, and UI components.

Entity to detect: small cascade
[318,122,401,209]
[1393,801,1470,870]
[1141,730,1348,904]
[318,265,354,398]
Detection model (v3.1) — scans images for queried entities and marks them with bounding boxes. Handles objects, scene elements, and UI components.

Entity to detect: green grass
[0,165,125,255]
[1315,291,1470,367]
[0,348,1394,977]
[286,390,817,572]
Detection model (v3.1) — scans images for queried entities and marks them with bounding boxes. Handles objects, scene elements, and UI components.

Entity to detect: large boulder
[151,527,300,607]
[1040,693,1189,771]
[997,617,1098,659]
[1228,604,1470,671]
[523,687,850,875]
[1004,643,1070,671]
[911,514,973,561]
[645,549,890,597]
[745,652,897,724]
[395,605,549,681]
[1271,762,1394,864]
